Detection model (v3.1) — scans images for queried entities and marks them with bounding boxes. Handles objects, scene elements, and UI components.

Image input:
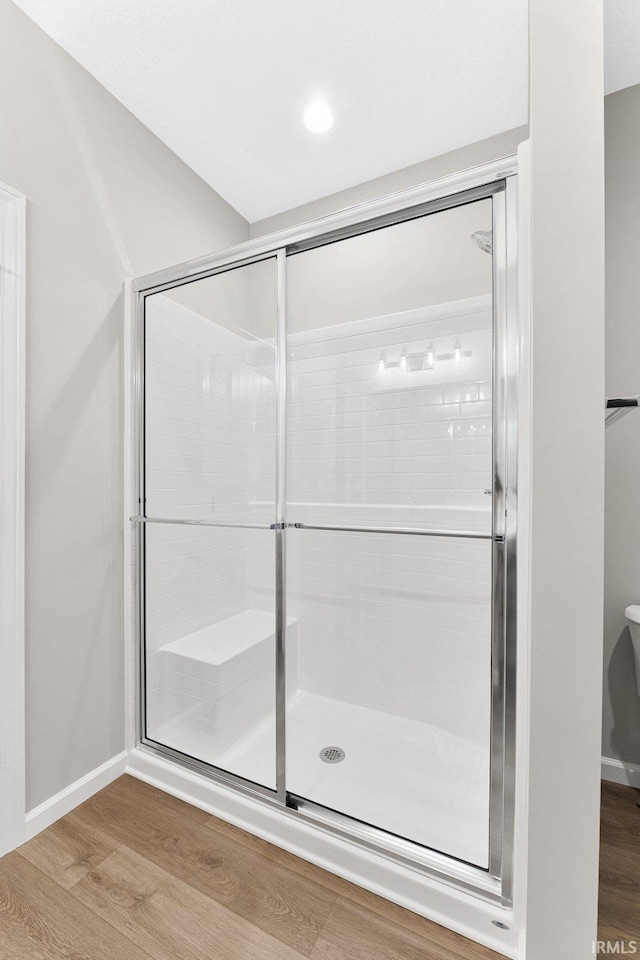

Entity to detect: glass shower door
[285,200,495,867]
[142,257,279,790]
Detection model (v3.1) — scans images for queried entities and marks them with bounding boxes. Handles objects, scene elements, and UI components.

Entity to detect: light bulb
[303,100,334,134]
[426,343,435,370]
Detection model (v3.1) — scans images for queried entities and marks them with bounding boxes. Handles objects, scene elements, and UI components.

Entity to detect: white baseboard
[126,747,521,959]
[24,751,128,842]
[601,756,640,789]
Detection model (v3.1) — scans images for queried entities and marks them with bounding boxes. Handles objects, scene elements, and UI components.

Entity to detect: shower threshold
[153,690,490,868]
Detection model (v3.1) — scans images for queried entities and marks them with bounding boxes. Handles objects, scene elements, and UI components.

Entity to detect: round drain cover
[320,746,345,763]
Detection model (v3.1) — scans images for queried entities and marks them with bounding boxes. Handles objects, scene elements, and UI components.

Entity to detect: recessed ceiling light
[303,100,334,134]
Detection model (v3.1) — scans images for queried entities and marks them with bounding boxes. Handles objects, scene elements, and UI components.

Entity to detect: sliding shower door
[141,257,279,790]
[285,200,496,868]
[134,174,515,890]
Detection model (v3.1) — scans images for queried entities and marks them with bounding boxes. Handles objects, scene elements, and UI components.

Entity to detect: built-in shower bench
[146,610,296,757]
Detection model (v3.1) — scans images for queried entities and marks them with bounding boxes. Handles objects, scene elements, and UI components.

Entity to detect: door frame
[0,180,26,856]
[125,154,520,906]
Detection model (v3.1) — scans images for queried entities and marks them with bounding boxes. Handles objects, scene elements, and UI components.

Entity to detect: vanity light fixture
[375,341,470,376]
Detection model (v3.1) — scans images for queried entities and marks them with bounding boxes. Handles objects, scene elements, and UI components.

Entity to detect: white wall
[524,0,604,956]
[285,199,494,332]
[0,0,249,811]
[602,82,640,769]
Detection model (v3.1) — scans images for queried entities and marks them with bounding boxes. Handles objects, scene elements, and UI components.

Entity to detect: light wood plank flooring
[0,775,636,959]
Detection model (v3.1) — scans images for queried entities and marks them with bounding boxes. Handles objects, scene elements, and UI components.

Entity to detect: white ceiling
[604,0,640,94]
[12,0,640,222]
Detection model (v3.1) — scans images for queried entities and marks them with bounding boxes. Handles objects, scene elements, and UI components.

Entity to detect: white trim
[24,751,128,841]
[509,138,531,950]
[0,179,26,857]
[601,756,640,789]
[127,747,519,959]
[124,278,136,754]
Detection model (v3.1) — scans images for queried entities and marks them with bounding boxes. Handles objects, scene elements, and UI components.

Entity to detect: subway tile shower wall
[144,295,275,657]
[145,295,275,522]
[285,295,492,733]
[285,530,491,738]
[287,295,493,514]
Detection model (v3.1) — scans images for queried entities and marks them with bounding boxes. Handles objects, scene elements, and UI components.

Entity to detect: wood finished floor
[0,776,636,959]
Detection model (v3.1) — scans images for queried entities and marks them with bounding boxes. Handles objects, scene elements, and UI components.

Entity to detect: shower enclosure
[129,159,518,904]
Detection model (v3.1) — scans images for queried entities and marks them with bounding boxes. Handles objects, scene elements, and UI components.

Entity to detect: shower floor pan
[152,687,490,868]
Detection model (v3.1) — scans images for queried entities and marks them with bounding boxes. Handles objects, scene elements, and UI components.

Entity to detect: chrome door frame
[130,155,519,907]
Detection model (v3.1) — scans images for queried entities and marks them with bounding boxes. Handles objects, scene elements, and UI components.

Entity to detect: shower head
[471,230,493,255]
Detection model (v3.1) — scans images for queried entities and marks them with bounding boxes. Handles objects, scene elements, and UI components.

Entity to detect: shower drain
[320,746,346,764]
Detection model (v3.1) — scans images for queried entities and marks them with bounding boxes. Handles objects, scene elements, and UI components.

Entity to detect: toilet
[625,605,640,696]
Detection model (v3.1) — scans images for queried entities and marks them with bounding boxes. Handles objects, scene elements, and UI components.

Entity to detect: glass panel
[286,529,492,866]
[142,258,278,791]
[287,199,493,534]
[285,200,494,865]
[145,523,276,789]
[144,258,277,524]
